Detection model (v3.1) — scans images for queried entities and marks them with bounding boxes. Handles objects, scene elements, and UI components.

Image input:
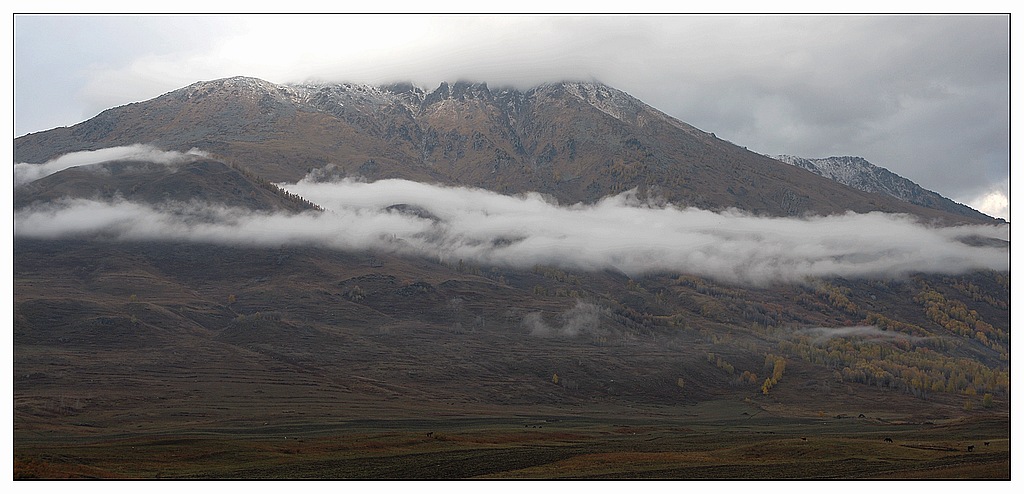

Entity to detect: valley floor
[13,402,1009,479]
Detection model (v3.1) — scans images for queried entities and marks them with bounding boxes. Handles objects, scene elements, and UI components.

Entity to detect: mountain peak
[179,75,283,95]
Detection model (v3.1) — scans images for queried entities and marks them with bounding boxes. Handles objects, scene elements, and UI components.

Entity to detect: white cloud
[14,175,1009,286]
[960,178,1010,222]
[966,190,1007,223]
[973,191,1010,223]
[14,145,209,186]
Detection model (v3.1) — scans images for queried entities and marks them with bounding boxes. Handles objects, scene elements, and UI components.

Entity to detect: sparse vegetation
[224,158,325,212]
[760,354,786,395]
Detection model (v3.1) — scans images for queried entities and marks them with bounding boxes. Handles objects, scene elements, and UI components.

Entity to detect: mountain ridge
[775,154,996,222]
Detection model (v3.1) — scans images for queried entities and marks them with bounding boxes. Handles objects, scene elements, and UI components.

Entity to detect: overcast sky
[12,14,1011,220]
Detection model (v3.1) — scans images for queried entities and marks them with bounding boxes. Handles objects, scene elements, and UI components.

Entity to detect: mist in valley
[14,149,1009,286]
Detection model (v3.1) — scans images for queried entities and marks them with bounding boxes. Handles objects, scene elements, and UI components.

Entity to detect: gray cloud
[13,170,1008,285]
[619,16,1009,211]
[14,15,1009,219]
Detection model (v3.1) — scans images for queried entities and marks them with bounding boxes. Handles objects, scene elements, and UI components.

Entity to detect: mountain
[15,76,997,224]
[775,155,996,222]
[13,77,1010,479]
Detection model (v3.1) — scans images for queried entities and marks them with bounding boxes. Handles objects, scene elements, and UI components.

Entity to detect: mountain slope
[14,76,995,224]
[14,157,320,212]
[775,155,995,222]
[13,76,1010,479]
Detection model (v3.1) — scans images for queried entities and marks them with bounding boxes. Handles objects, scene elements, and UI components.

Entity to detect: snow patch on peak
[288,81,417,113]
[176,76,296,103]
[776,155,879,186]
[559,81,643,123]
[209,76,283,92]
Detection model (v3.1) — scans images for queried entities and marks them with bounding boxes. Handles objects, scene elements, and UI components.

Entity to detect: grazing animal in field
[984,442,991,446]
[884,437,893,443]
[967,445,975,452]
[801,437,807,441]
[426,432,433,437]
